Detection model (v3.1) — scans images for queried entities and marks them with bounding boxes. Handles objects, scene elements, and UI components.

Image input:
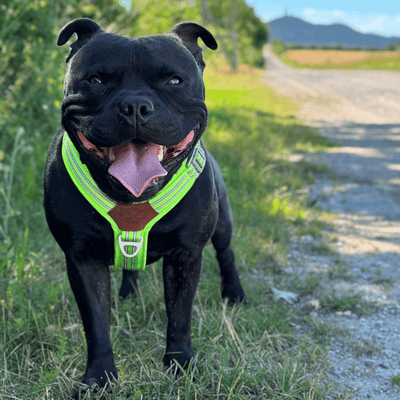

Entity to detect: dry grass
[283,49,400,69]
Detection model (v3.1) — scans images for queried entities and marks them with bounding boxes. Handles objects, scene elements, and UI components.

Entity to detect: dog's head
[58,18,217,200]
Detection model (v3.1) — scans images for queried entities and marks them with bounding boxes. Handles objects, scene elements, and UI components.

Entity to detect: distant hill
[268,16,400,48]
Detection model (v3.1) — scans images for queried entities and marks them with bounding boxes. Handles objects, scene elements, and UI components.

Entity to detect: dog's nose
[119,97,154,123]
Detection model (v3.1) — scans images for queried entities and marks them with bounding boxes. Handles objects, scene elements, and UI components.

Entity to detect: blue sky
[246,1,400,38]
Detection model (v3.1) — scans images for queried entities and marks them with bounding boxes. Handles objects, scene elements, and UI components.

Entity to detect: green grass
[0,65,339,399]
[392,373,400,386]
[320,292,378,316]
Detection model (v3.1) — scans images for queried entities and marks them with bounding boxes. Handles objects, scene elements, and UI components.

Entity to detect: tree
[0,0,73,145]
[108,0,268,70]
[201,0,268,70]
[0,0,131,148]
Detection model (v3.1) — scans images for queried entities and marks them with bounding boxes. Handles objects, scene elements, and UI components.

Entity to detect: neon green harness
[61,133,206,270]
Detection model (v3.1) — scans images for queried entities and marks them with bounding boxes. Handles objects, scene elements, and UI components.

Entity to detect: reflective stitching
[65,138,116,210]
[153,173,195,212]
[151,173,189,208]
[151,166,198,211]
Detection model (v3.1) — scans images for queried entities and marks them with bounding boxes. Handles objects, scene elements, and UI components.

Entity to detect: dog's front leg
[162,251,202,373]
[66,255,117,398]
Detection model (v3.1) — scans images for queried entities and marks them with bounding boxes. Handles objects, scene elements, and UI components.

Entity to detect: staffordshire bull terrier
[44,18,246,397]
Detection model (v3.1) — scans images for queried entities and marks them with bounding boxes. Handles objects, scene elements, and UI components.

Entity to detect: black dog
[44,18,246,397]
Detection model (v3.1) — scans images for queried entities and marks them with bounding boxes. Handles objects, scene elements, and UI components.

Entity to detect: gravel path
[263,48,400,399]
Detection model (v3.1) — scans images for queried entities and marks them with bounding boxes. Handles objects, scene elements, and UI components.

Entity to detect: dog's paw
[69,368,117,399]
[69,382,93,400]
[163,344,198,376]
[69,380,114,400]
[222,284,248,306]
[69,380,97,400]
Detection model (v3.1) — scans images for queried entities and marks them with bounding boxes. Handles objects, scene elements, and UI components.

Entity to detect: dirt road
[263,47,400,125]
[263,48,400,399]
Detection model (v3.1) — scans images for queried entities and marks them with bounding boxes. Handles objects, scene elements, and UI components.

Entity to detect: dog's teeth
[158,146,163,162]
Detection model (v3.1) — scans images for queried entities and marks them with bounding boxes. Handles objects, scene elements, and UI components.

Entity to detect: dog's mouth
[77,130,196,197]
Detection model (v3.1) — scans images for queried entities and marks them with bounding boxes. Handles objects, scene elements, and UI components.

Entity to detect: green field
[0,63,348,399]
[278,49,400,71]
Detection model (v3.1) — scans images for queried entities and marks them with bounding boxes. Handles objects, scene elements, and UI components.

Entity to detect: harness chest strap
[61,133,206,270]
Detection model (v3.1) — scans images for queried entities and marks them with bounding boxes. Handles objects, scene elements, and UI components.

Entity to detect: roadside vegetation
[270,38,400,71]
[0,1,370,399]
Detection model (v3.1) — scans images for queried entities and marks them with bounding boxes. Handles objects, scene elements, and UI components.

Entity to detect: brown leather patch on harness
[108,202,158,231]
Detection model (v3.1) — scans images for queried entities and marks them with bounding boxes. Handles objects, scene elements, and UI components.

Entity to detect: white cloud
[299,9,400,37]
[358,16,386,33]
[303,8,316,17]
[332,10,345,18]
[354,14,400,37]
[301,8,347,24]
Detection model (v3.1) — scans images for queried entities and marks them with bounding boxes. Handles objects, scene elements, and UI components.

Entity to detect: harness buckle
[118,235,143,258]
[187,146,206,174]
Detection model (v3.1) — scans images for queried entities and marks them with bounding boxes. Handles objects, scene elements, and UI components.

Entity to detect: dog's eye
[167,77,182,85]
[89,76,103,84]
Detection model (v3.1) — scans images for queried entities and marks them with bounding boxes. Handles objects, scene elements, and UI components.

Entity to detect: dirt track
[263,48,400,399]
[263,47,400,125]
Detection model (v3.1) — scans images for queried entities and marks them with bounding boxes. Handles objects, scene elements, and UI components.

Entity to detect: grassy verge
[276,49,400,71]
[204,65,335,267]
[1,65,338,399]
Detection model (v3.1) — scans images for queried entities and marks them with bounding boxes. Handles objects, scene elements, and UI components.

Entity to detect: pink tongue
[108,141,167,197]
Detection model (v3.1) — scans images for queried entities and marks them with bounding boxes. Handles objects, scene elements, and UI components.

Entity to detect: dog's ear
[57,18,103,63]
[168,22,218,70]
